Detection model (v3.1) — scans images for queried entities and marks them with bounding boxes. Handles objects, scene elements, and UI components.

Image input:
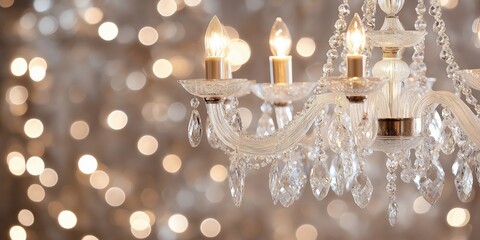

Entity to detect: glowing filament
[269,17,292,56]
[346,13,366,55]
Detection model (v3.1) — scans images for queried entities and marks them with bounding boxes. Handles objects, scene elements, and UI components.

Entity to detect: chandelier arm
[412,91,480,146]
[207,93,340,156]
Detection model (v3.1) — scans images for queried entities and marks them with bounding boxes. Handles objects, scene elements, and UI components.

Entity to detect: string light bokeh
[1,0,480,239]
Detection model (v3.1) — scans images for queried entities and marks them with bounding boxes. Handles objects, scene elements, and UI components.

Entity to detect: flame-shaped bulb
[205,16,230,58]
[269,18,292,57]
[346,13,366,55]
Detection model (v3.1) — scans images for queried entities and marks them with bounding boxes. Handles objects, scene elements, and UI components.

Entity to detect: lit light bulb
[346,13,366,56]
[205,16,230,58]
[269,17,292,57]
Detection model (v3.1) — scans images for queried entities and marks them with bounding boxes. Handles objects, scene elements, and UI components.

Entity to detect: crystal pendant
[230,110,242,132]
[388,196,398,227]
[310,159,330,201]
[228,159,245,207]
[355,115,377,147]
[330,156,345,196]
[415,162,445,205]
[277,153,307,207]
[269,160,280,204]
[257,113,275,137]
[454,161,473,202]
[439,125,455,155]
[328,115,351,154]
[188,109,202,147]
[351,171,373,209]
[206,117,220,149]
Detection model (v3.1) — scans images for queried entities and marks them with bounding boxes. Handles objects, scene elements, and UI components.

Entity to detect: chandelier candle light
[179,0,480,226]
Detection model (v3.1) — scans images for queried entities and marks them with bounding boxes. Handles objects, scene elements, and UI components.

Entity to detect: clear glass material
[346,13,366,55]
[324,77,387,96]
[269,17,292,56]
[178,79,249,98]
[378,0,405,16]
[369,30,426,48]
[250,82,316,103]
[205,16,230,58]
[460,69,480,90]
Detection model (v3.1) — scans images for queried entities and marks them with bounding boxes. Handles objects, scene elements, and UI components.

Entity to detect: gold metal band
[347,55,365,78]
[377,118,422,137]
[346,96,367,103]
[205,57,224,80]
[269,56,293,84]
[382,47,402,59]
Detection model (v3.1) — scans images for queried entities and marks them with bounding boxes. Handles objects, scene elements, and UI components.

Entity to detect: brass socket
[382,47,402,59]
[377,118,422,137]
[269,56,293,84]
[205,57,228,80]
[347,55,365,78]
[346,96,367,103]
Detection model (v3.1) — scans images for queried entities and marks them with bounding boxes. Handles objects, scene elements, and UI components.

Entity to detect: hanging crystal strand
[454,140,474,202]
[275,148,307,207]
[256,102,275,137]
[386,153,398,226]
[361,0,377,75]
[275,103,293,129]
[227,97,242,132]
[439,108,456,154]
[428,0,480,116]
[228,152,246,207]
[310,117,331,201]
[398,150,414,183]
[351,154,373,209]
[410,0,428,89]
[188,97,202,147]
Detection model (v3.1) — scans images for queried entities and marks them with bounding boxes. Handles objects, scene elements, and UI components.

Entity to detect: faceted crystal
[206,117,220,149]
[388,197,398,227]
[351,171,373,209]
[454,161,473,202]
[439,125,455,155]
[277,156,307,207]
[188,109,202,147]
[355,116,377,147]
[330,157,345,196]
[228,160,245,207]
[310,160,330,201]
[257,113,275,137]
[269,160,280,204]
[415,162,445,205]
[230,111,242,132]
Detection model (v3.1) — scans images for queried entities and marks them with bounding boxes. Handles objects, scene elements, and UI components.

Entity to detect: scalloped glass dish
[178,79,249,98]
[369,30,426,48]
[372,136,423,153]
[459,69,480,90]
[324,77,387,96]
[250,82,316,103]
[234,80,256,98]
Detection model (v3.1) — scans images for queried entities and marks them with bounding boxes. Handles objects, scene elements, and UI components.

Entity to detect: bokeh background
[1,0,480,239]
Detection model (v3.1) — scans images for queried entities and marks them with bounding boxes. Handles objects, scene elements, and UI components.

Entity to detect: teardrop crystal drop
[440,125,455,155]
[310,160,330,201]
[355,116,377,147]
[330,157,345,196]
[206,117,220,149]
[415,162,445,205]
[454,161,473,202]
[228,160,245,207]
[230,111,242,132]
[269,160,281,204]
[351,171,373,209]
[188,109,202,147]
[257,113,276,137]
[388,197,398,227]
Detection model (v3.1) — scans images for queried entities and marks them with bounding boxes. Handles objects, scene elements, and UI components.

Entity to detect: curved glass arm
[207,93,339,155]
[412,91,480,146]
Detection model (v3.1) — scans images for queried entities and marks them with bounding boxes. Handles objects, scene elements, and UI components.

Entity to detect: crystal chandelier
[178,0,480,226]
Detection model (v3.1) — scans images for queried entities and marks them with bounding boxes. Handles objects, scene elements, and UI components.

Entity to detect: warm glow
[18,209,35,227]
[295,224,318,240]
[130,211,152,231]
[26,156,45,176]
[24,118,44,138]
[153,59,173,79]
[346,13,366,55]
[157,0,177,17]
[8,154,26,176]
[58,210,77,229]
[137,135,158,155]
[7,86,28,105]
[89,170,110,189]
[78,154,98,174]
[9,225,27,240]
[228,39,251,67]
[447,208,470,227]
[185,0,202,7]
[210,164,227,182]
[269,17,292,56]
[11,58,28,76]
[27,184,45,202]
[413,197,431,214]
[138,26,158,46]
[200,218,221,238]
[98,22,118,41]
[168,214,189,233]
[82,235,99,240]
[70,120,90,140]
[83,7,103,24]
[205,16,230,58]
[39,168,58,187]
[107,110,128,130]
[162,154,182,173]
[105,187,126,206]
[441,0,458,9]
[296,37,316,57]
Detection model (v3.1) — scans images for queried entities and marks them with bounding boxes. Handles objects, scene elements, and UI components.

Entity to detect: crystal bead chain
[361,0,377,75]
[428,0,480,116]
[411,0,427,89]
[386,153,398,226]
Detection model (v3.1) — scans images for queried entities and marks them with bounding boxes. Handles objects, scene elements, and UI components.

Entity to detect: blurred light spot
[0,0,14,8]
[18,209,34,227]
[20,13,37,29]
[89,170,110,189]
[224,26,239,40]
[7,86,28,105]
[447,208,470,227]
[473,18,480,33]
[131,225,151,239]
[8,155,26,176]
[105,187,126,206]
[339,212,358,230]
[9,225,26,240]
[29,57,47,82]
[238,107,252,129]
[27,184,45,202]
[153,59,173,79]
[229,39,251,67]
[137,135,158,155]
[38,16,58,35]
[157,0,177,17]
[168,214,188,233]
[70,120,89,140]
[24,119,44,138]
[59,10,77,30]
[39,168,58,187]
[83,7,103,25]
[58,210,77,229]
[126,71,147,91]
[98,22,118,41]
[130,211,151,231]
[33,0,51,12]
[10,58,28,76]
[295,224,317,240]
[440,0,458,9]
[82,235,99,240]
[138,26,158,46]
[163,154,182,173]
[184,0,201,7]
[296,37,316,57]
[26,156,45,176]
[327,199,347,219]
[107,110,128,130]
[78,154,98,174]
[170,56,193,78]
[413,197,431,214]
[209,165,227,182]
[167,102,186,122]
[10,104,28,116]
[200,218,221,238]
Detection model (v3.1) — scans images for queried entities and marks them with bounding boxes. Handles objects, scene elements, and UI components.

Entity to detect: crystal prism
[351,171,373,209]
[269,160,280,204]
[330,157,345,196]
[206,117,220,149]
[277,154,307,207]
[388,197,398,227]
[257,113,275,137]
[454,161,473,202]
[415,162,445,205]
[228,160,245,207]
[230,111,242,132]
[355,116,377,147]
[439,125,455,155]
[310,160,330,201]
[188,109,202,147]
